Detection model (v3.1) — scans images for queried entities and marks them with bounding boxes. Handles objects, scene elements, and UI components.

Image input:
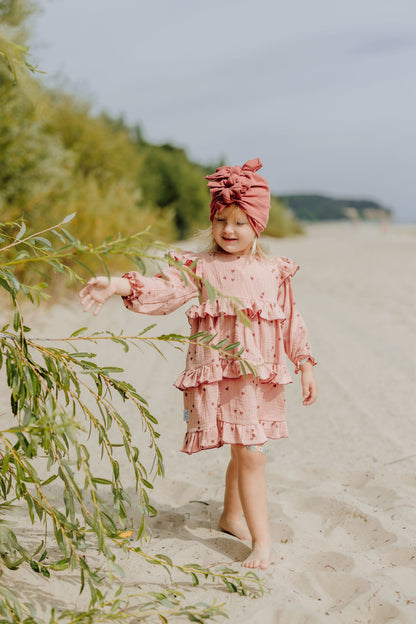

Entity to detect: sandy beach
[3,222,416,623]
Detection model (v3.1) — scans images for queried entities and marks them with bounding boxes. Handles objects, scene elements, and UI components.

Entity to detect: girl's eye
[237,221,247,226]
[215,217,225,222]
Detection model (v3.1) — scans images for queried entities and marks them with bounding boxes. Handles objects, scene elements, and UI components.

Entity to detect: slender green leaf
[15,221,26,241]
[61,212,77,224]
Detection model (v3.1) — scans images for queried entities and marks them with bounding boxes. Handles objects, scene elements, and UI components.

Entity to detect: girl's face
[212,205,257,255]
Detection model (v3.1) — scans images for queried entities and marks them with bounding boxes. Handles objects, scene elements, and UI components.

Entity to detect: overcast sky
[31,0,416,222]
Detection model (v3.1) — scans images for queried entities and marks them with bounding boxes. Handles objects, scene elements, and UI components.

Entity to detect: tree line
[279,194,393,222]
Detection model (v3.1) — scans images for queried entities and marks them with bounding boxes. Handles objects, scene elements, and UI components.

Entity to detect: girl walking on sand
[79,158,318,570]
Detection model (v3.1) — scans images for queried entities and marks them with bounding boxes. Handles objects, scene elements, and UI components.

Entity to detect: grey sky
[32,0,416,221]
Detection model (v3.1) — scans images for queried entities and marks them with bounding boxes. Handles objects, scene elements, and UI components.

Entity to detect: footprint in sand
[292,495,396,551]
[291,569,402,624]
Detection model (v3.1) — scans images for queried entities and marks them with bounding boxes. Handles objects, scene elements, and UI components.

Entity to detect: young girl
[79,158,318,570]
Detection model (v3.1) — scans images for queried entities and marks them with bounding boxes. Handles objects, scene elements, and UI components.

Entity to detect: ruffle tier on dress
[180,374,289,454]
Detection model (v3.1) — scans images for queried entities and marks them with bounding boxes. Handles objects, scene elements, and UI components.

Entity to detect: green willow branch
[2,335,159,509]
[31,331,257,373]
[0,585,230,624]
[0,217,75,254]
[1,216,251,325]
[0,438,92,572]
[2,341,155,541]
[1,436,264,595]
[0,33,41,82]
[29,340,164,486]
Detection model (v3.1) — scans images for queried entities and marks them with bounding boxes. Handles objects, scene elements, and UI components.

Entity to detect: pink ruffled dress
[122,251,316,454]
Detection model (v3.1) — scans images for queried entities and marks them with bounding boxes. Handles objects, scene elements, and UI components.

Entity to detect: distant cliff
[279,194,393,221]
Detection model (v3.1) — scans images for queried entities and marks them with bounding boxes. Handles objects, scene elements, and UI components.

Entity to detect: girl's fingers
[82,299,95,313]
[79,277,110,315]
[79,285,95,298]
[302,382,310,403]
[302,382,318,405]
[79,278,102,297]
[79,277,111,305]
[80,293,95,306]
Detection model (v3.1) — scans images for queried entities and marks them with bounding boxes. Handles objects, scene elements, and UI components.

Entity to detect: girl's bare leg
[219,446,251,541]
[233,444,271,569]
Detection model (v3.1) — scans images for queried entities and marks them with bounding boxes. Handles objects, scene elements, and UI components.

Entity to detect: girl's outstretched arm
[79,276,132,316]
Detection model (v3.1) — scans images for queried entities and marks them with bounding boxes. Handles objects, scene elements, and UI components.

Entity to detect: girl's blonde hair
[197,204,269,260]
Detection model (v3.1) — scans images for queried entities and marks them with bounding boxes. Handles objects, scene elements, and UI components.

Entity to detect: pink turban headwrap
[205,158,271,236]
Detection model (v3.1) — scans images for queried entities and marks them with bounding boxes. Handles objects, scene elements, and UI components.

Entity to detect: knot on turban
[206,158,271,236]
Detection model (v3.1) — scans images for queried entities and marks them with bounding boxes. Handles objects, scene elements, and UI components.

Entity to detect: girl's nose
[223,221,234,233]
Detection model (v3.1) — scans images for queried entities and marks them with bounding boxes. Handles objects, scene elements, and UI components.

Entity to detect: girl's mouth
[222,237,237,241]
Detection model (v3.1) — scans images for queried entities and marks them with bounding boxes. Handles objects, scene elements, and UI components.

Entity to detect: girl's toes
[242,544,271,569]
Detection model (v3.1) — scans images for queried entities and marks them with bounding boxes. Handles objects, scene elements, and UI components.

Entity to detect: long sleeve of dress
[122,253,199,316]
[277,271,316,374]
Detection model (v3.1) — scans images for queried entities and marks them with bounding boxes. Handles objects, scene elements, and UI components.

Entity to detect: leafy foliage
[138,144,211,240]
[0,216,265,623]
[264,196,303,238]
[0,0,39,85]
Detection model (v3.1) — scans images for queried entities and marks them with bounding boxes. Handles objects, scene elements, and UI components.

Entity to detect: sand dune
[3,222,416,623]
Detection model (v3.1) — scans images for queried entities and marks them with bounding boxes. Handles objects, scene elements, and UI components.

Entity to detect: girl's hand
[79,277,116,316]
[300,362,318,406]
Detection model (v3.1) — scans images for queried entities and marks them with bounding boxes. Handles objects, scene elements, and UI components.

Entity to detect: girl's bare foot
[242,542,271,569]
[219,513,251,541]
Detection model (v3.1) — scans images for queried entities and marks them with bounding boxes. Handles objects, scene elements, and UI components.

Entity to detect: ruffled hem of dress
[180,420,289,454]
[186,298,286,321]
[174,360,292,389]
